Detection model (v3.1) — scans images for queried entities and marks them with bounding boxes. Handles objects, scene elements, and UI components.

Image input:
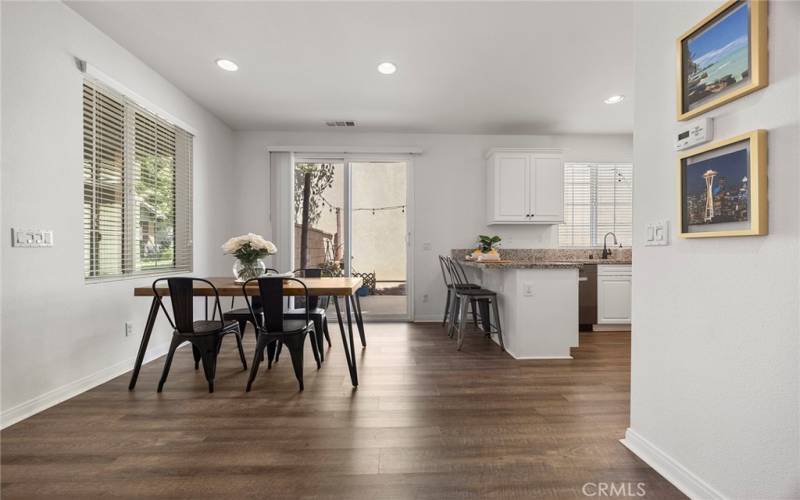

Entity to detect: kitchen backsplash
[452,247,632,262]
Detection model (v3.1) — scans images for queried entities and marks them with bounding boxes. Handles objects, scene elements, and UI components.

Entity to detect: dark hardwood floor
[1,323,684,499]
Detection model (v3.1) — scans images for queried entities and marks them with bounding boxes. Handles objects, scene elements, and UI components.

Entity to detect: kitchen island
[455,248,632,359]
[460,258,581,359]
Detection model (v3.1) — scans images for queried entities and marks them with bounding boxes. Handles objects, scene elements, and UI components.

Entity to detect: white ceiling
[67,1,634,134]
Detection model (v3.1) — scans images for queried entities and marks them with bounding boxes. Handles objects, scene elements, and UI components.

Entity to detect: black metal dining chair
[223,267,279,340]
[243,277,319,392]
[274,268,332,363]
[153,278,247,393]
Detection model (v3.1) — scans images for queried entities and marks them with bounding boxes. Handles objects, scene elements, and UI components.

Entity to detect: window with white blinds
[559,163,633,247]
[83,79,193,280]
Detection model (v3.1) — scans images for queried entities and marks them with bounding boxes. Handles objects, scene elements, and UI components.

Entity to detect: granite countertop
[459,259,584,270]
[562,259,632,265]
[453,248,632,270]
[459,259,632,270]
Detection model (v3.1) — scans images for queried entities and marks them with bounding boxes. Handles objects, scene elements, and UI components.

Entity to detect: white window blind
[559,163,632,247]
[83,79,193,280]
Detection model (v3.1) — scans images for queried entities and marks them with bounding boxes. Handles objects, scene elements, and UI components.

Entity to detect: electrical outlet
[422,294,429,303]
[422,242,432,251]
[125,322,134,337]
[522,283,534,297]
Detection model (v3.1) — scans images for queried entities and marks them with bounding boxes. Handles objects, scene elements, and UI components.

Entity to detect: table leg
[353,294,366,347]
[333,296,358,387]
[344,295,359,386]
[128,297,160,391]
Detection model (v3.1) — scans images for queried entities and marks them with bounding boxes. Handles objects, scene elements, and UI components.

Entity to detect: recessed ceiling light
[604,94,625,104]
[377,62,397,75]
[215,59,239,72]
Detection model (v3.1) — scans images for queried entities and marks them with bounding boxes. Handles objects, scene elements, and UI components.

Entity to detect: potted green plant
[471,234,502,261]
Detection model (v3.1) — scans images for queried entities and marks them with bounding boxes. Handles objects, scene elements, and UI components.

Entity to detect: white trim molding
[505,352,573,360]
[413,314,443,323]
[0,343,173,429]
[267,146,423,155]
[76,58,199,136]
[621,428,727,500]
[484,147,562,159]
[592,324,632,332]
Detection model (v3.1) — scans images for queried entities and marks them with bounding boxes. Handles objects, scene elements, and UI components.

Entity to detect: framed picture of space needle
[678,130,767,238]
[677,0,768,121]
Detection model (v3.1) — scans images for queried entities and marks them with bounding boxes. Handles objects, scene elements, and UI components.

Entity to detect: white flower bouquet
[222,233,277,281]
[222,233,277,259]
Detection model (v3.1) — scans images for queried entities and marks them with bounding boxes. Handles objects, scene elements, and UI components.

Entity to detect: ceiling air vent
[325,121,356,127]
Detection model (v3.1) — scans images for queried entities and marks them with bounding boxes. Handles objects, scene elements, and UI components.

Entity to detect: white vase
[233,258,266,282]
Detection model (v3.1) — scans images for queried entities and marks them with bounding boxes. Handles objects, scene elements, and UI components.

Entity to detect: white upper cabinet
[495,154,529,221]
[529,154,564,222]
[487,149,564,224]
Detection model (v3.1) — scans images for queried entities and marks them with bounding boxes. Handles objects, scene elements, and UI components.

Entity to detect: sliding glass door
[292,157,411,321]
[292,160,345,271]
[350,161,408,320]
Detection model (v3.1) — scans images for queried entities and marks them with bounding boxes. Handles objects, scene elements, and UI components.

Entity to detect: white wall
[233,130,632,321]
[0,2,236,426]
[627,2,799,498]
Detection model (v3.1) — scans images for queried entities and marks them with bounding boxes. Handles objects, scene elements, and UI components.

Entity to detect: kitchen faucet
[602,232,618,259]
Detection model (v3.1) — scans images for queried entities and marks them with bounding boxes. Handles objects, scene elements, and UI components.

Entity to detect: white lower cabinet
[597,265,632,324]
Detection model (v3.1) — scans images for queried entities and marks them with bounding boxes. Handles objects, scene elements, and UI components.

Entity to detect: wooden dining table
[129,276,366,390]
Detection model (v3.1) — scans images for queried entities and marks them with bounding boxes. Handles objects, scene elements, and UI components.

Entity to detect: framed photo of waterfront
[679,130,767,238]
[677,0,768,121]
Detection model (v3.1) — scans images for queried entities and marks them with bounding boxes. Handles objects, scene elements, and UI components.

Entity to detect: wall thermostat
[675,117,714,151]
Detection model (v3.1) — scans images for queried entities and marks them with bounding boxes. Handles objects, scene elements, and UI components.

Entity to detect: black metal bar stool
[438,255,481,328]
[442,257,504,351]
[451,288,504,351]
[443,256,489,333]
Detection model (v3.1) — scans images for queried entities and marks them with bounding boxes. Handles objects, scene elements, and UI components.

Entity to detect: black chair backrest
[293,268,327,309]
[439,255,453,287]
[243,277,310,333]
[153,277,224,334]
[250,268,280,308]
[444,257,469,286]
[453,258,472,284]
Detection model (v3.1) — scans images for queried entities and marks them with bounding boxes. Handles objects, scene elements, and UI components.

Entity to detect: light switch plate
[12,228,54,247]
[644,221,669,246]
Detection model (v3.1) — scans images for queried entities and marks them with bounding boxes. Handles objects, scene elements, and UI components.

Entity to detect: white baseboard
[593,323,632,332]
[503,345,573,360]
[0,342,172,430]
[621,428,726,500]
[508,353,573,360]
[413,314,444,323]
